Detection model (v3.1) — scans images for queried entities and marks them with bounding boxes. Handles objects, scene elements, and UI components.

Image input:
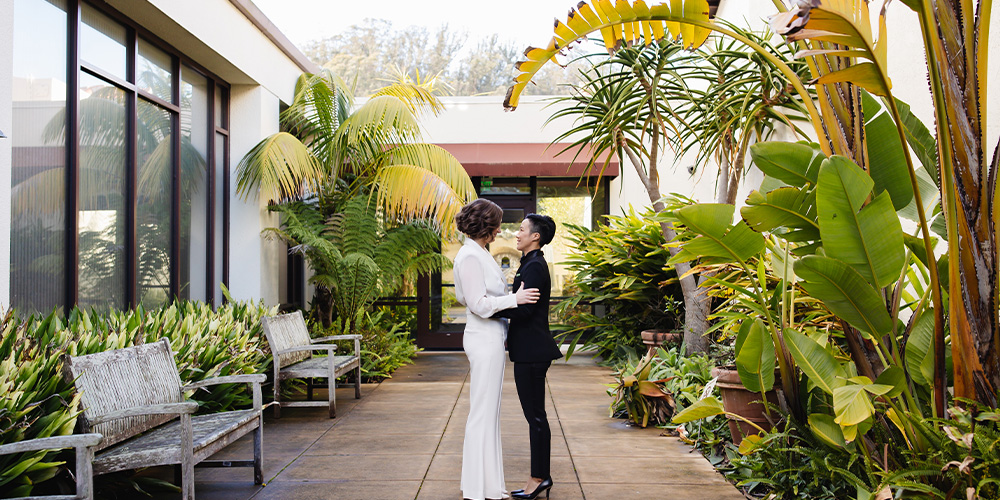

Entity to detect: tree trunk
[620,142,711,354]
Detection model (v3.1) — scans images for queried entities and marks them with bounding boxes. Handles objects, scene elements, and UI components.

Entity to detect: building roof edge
[227,0,321,74]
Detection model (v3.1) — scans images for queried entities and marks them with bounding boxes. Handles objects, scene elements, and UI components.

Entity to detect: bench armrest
[89,402,199,426]
[277,344,338,355]
[0,433,102,456]
[182,373,267,391]
[313,335,361,342]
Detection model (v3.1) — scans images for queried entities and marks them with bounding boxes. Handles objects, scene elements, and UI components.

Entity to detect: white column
[0,0,14,309]
[227,84,286,305]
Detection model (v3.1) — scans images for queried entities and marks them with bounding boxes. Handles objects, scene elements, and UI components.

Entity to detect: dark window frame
[56,0,231,310]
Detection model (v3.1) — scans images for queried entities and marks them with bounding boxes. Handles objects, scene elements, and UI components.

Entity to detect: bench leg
[355,365,361,399]
[273,372,282,419]
[306,378,314,401]
[75,444,94,500]
[180,414,195,500]
[253,419,264,485]
[328,377,337,418]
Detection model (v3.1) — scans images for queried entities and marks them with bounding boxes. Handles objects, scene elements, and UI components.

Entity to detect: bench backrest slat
[64,339,183,449]
[261,311,312,369]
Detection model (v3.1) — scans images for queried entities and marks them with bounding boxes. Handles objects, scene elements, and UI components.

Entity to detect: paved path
[164,352,743,500]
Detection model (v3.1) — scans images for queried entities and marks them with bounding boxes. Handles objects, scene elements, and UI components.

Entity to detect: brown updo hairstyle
[456,199,503,240]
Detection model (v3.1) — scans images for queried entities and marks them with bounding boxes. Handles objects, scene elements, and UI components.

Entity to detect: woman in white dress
[454,199,540,500]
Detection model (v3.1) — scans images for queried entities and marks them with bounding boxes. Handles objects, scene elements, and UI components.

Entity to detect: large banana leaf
[784,327,843,395]
[861,91,913,210]
[735,318,775,393]
[748,141,824,188]
[669,204,765,266]
[740,186,819,243]
[794,255,892,337]
[816,156,904,289]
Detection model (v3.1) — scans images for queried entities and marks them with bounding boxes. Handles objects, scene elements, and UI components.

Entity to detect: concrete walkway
[167,352,744,500]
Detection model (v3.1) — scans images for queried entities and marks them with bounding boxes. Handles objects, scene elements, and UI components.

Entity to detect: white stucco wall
[1,0,13,308]
[228,84,286,305]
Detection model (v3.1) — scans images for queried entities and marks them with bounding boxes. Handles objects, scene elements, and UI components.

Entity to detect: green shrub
[309,306,420,382]
[0,298,275,497]
[554,208,684,362]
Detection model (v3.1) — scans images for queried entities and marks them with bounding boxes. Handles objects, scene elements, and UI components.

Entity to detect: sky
[251,0,586,51]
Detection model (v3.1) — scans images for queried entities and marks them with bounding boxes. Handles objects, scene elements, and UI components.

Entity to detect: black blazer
[494,249,562,363]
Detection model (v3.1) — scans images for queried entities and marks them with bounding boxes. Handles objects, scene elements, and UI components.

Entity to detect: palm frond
[373,165,464,238]
[282,70,353,168]
[235,132,324,203]
[369,80,445,117]
[336,96,423,155]
[378,143,477,203]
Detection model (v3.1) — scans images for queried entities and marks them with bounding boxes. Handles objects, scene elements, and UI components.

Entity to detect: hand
[514,283,540,305]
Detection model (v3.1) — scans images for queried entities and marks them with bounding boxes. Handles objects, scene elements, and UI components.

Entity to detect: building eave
[227,0,320,74]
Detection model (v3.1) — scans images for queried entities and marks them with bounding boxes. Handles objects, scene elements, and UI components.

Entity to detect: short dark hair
[525,214,556,247]
[455,199,502,239]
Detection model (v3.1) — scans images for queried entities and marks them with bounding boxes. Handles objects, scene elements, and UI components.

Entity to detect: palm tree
[235,69,476,235]
[548,29,808,353]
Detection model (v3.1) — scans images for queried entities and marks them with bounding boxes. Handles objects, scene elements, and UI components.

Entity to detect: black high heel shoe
[511,478,552,499]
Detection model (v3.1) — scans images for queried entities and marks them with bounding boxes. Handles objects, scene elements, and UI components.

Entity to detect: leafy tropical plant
[235,70,476,234]
[546,19,809,353]
[265,195,450,331]
[505,0,1000,495]
[608,350,675,427]
[552,208,683,361]
[0,296,275,497]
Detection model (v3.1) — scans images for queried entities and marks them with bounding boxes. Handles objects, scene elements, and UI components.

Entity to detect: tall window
[10,0,230,312]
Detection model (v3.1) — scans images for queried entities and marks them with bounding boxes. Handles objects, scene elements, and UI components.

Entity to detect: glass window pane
[80,3,126,81]
[480,177,530,195]
[137,99,174,308]
[180,68,209,302]
[11,0,67,312]
[537,180,604,297]
[77,73,127,310]
[214,133,226,306]
[138,39,174,103]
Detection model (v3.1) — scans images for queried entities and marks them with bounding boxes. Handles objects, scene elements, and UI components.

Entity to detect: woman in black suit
[494,214,561,500]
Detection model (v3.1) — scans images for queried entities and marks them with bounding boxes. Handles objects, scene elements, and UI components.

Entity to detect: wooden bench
[262,311,361,418]
[63,339,265,500]
[0,433,102,500]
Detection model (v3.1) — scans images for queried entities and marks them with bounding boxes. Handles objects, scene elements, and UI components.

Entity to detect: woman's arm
[456,256,519,319]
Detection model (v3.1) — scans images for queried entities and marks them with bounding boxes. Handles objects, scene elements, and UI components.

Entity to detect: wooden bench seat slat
[279,355,359,379]
[92,410,257,474]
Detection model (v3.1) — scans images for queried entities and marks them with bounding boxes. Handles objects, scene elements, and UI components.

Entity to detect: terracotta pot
[711,366,780,445]
[640,329,683,354]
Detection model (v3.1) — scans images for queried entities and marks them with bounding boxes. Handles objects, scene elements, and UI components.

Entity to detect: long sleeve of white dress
[455,255,518,319]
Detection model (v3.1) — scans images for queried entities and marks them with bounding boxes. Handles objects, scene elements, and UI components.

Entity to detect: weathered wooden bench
[262,310,361,418]
[63,339,265,500]
[0,433,102,500]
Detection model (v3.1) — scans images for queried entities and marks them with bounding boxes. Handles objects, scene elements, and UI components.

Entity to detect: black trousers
[513,360,552,479]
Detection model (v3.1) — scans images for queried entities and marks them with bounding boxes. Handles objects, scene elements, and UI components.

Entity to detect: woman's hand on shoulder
[514,283,540,305]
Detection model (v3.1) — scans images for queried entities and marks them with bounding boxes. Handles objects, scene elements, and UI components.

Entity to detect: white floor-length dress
[454,238,518,500]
